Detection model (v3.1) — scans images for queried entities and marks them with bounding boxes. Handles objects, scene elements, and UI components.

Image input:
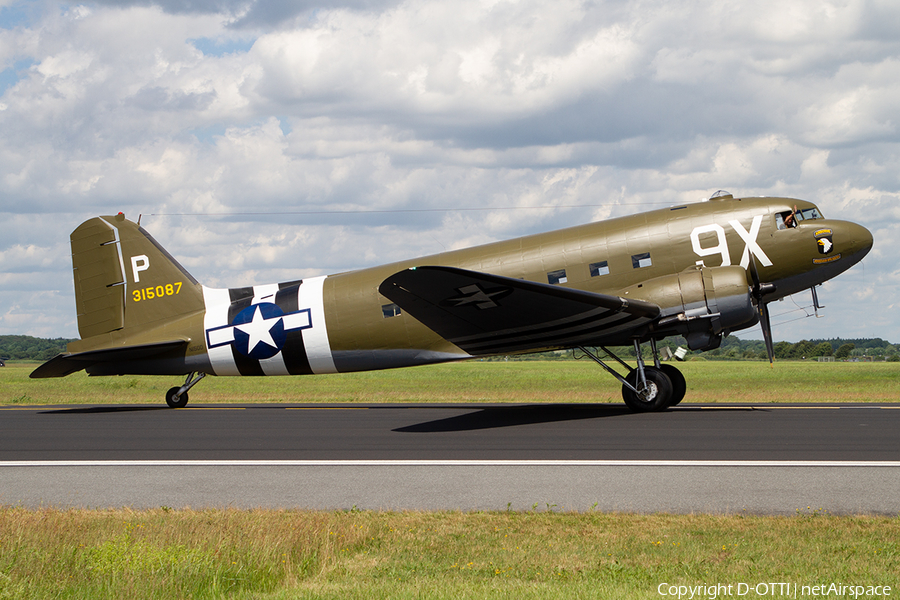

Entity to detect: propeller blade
[759,300,775,365]
[748,251,761,288]
[749,254,776,365]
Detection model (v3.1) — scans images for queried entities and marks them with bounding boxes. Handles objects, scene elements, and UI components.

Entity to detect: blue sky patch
[0,58,36,96]
[277,117,292,137]
[0,2,35,30]
[188,123,228,144]
[190,36,255,57]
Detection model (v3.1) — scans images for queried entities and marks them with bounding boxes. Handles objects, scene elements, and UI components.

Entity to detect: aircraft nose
[828,220,873,263]
[843,221,874,258]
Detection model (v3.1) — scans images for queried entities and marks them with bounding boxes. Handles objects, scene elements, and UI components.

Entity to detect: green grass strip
[3,360,900,405]
[0,508,897,599]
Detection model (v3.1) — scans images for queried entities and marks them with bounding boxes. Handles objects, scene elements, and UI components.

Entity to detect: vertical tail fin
[31,213,207,378]
[71,213,204,339]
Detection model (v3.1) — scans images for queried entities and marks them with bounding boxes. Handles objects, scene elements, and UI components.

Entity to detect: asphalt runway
[2,403,899,514]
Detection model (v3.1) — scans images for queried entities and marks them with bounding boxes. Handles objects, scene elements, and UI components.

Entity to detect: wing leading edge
[379,266,660,355]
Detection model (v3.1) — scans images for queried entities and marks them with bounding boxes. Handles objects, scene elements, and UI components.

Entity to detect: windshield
[795,207,822,221]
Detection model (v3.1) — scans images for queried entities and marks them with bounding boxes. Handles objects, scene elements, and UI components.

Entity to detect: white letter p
[131,255,149,283]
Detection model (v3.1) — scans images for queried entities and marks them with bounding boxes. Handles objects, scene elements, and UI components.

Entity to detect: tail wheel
[165,387,189,408]
[658,364,686,407]
[622,367,673,412]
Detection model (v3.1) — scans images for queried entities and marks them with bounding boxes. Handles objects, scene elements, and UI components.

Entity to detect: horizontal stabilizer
[30,340,189,378]
[379,266,659,355]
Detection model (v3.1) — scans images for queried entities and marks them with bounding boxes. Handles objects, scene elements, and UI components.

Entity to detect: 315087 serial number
[132,282,182,302]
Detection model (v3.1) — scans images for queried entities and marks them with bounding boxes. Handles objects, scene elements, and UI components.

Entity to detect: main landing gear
[165,372,206,408]
[577,340,685,412]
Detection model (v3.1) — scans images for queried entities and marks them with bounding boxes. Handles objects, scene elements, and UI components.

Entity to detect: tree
[813,342,833,357]
[773,341,793,359]
[791,340,815,359]
[835,343,855,360]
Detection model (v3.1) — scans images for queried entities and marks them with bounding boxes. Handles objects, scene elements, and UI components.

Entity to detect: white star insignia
[234,305,278,354]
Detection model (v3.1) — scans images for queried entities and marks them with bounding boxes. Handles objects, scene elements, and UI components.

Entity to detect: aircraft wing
[379,266,660,355]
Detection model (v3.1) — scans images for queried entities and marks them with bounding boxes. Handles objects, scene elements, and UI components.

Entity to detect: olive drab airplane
[31,192,873,411]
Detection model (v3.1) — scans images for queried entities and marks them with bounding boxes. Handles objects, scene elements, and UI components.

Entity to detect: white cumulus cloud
[0,0,897,344]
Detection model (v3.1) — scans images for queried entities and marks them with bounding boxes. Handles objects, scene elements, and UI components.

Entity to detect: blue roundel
[231,303,286,360]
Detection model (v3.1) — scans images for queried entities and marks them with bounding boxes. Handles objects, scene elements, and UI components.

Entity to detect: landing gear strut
[165,372,206,408]
[577,340,685,412]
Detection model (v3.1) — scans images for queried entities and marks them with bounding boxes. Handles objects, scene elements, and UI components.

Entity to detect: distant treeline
[486,336,900,361]
[702,336,898,360]
[0,336,73,362]
[2,334,897,363]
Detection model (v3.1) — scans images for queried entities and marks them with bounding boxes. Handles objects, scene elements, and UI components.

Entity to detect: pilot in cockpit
[777,205,802,229]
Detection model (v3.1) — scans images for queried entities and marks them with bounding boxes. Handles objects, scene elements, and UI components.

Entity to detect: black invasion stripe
[275,282,313,376]
[450,305,633,348]
[454,313,646,354]
[229,287,254,303]
[449,306,618,346]
[275,284,299,312]
[455,313,644,354]
[227,287,265,376]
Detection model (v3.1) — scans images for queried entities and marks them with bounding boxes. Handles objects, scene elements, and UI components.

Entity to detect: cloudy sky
[1,0,897,344]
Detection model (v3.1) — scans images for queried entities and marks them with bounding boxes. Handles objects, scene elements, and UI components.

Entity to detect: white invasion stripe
[299,275,337,374]
[2,460,900,467]
[203,286,240,376]
[259,354,290,376]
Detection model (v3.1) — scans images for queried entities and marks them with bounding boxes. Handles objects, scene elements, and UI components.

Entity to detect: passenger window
[631,253,652,269]
[590,261,610,277]
[547,269,568,285]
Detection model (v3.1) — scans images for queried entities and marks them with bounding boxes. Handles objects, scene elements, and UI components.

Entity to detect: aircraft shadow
[393,404,632,433]
[40,406,171,415]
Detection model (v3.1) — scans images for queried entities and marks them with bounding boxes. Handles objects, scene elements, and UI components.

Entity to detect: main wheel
[621,367,673,412]
[165,387,188,408]
[658,364,686,407]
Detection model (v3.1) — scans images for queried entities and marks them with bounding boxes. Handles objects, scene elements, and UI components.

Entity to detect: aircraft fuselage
[37,192,870,411]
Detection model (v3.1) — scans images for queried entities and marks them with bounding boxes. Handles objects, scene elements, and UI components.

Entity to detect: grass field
[2,359,899,405]
[2,360,898,598]
[0,508,897,599]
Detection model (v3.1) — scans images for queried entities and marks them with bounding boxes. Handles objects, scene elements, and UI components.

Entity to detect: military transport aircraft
[31,192,873,411]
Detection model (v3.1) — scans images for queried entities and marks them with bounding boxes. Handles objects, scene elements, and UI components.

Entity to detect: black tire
[621,367,672,412]
[165,387,188,408]
[659,364,686,406]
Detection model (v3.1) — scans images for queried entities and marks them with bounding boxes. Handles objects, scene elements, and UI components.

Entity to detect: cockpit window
[776,206,823,230]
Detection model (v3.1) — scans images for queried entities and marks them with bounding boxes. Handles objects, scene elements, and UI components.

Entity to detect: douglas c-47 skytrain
[32,192,873,411]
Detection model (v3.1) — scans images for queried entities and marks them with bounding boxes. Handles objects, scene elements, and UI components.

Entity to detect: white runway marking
[3,460,900,467]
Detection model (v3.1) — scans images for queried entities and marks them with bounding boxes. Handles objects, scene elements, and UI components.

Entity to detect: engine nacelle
[617,265,758,351]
